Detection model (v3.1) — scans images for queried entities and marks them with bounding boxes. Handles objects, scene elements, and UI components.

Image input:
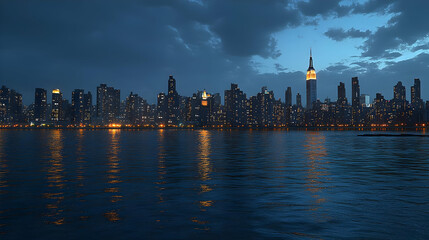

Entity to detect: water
[0,129,428,239]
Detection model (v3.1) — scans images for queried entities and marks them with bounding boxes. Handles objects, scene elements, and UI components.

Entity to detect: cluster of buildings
[0,52,428,128]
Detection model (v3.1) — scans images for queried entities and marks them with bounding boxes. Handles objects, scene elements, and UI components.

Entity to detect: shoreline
[0,126,427,131]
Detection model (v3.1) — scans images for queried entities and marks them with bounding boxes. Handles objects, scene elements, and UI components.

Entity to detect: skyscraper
[51,89,63,123]
[337,82,346,105]
[96,84,120,124]
[337,82,348,125]
[224,83,247,127]
[285,87,292,124]
[34,88,47,123]
[285,87,292,107]
[306,49,317,109]
[0,86,23,123]
[167,75,180,125]
[72,89,92,125]
[296,93,302,108]
[156,93,167,125]
[411,78,421,106]
[351,77,360,125]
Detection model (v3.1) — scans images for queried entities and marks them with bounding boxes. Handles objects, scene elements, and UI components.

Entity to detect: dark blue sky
[1,0,428,105]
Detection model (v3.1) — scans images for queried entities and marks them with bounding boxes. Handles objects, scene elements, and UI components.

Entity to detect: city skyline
[1,1,429,105]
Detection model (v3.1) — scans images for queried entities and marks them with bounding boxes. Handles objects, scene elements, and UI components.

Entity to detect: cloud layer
[0,0,428,104]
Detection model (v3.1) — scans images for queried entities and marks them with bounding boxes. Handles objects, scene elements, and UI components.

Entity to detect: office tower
[0,86,23,123]
[72,89,84,124]
[296,93,302,108]
[96,84,120,124]
[411,78,424,124]
[306,49,317,109]
[284,87,292,124]
[167,75,180,125]
[336,82,348,125]
[393,81,406,108]
[125,92,148,124]
[51,89,63,123]
[360,94,370,107]
[411,78,421,106]
[224,83,247,127]
[257,86,275,127]
[34,88,47,123]
[337,82,347,105]
[393,81,407,124]
[156,92,167,124]
[351,77,360,125]
[72,89,92,125]
[83,92,92,124]
[285,87,292,107]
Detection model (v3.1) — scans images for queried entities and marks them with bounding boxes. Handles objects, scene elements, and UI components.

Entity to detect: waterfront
[0,130,428,239]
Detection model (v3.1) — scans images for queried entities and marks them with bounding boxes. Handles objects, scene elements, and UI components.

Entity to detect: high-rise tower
[306,49,317,109]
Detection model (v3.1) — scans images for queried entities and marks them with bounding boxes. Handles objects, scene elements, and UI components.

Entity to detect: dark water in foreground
[0,129,428,239]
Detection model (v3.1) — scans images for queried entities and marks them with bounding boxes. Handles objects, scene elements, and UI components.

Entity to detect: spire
[308,48,314,70]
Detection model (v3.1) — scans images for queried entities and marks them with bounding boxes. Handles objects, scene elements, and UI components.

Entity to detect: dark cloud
[325,28,371,41]
[297,0,350,17]
[0,0,428,105]
[359,0,429,58]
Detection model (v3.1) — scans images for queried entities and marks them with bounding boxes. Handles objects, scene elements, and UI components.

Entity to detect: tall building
[166,75,180,125]
[411,78,421,106]
[285,87,292,124]
[393,81,407,124]
[351,77,360,125]
[306,49,317,109]
[296,93,302,108]
[125,92,148,124]
[156,92,167,125]
[0,86,23,123]
[72,89,92,125]
[360,94,370,107]
[337,82,347,105]
[51,89,63,123]
[285,87,292,107]
[96,84,120,124]
[224,83,247,127]
[34,88,47,123]
[411,78,424,124]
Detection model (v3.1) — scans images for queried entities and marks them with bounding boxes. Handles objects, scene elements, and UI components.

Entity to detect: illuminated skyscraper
[306,49,317,109]
[351,77,360,125]
[96,84,120,124]
[224,83,247,127]
[51,89,63,123]
[72,89,92,125]
[34,88,47,123]
[411,78,421,106]
[167,75,180,125]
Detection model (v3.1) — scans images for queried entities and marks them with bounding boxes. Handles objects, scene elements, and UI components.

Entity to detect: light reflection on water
[0,129,428,239]
[303,132,330,222]
[104,129,122,222]
[43,130,65,225]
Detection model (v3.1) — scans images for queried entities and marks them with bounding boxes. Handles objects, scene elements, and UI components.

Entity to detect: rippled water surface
[0,129,428,239]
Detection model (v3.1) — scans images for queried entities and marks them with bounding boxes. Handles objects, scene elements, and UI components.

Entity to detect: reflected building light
[0,132,8,193]
[44,130,65,225]
[303,132,331,221]
[104,129,122,222]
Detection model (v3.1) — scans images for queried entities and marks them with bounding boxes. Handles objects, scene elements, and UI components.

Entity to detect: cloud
[324,28,371,41]
[411,44,429,52]
[297,0,350,17]
[358,0,429,58]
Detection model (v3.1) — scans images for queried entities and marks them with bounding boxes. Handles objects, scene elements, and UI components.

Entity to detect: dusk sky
[1,0,428,105]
